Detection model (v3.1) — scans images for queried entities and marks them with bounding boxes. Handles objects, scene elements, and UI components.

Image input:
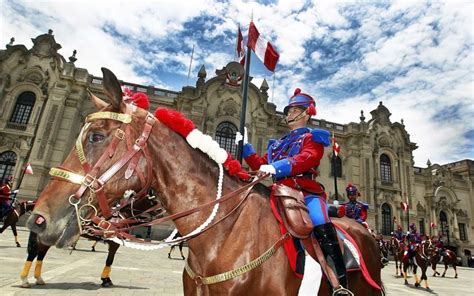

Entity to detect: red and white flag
[430,222,436,228]
[332,134,341,157]
[247,21,279,72]
[400,201,408,212]
[25,163,33,175]
[236,25,246,66]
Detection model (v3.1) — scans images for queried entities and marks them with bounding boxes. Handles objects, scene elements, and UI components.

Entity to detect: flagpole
[406,195,409,231]
[237,41,252,163]
[332,133,339,200]
[186,44,195,86]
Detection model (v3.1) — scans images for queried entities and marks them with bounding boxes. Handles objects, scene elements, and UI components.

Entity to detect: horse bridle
[49,104,156,233]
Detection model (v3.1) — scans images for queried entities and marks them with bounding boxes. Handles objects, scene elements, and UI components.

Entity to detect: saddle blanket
[298,256,322,295]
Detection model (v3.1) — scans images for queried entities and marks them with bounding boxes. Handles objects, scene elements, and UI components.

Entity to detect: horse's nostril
[35,215,46,225]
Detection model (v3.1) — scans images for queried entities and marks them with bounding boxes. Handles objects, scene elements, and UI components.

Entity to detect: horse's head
[27,68,154,248]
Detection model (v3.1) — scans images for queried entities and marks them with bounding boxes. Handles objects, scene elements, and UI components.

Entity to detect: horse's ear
[88,89,109,110]
[101,67,124,112]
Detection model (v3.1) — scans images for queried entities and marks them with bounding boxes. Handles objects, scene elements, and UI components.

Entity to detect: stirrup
[332,286,354,296]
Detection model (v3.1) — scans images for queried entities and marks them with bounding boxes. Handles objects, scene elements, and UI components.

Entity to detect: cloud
[1,0,472,166]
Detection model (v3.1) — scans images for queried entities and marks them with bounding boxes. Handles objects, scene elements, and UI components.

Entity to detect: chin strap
[285,108,308,124]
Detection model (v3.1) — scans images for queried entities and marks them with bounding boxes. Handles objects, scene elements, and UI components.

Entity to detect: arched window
[440,211,449,243]
[215,122,238,158]
[10,91,36,125]
[331,155,342,177]
[0,151,17,181]
[381,203,392,235]
[380,154,392,182]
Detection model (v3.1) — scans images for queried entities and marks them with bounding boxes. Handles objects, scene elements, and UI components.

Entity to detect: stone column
[431,208,438,237]
[453,211,460,240]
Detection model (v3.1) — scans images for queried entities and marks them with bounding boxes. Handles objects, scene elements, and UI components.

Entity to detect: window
[215,122,238,158]
[459,223,467,241]
[419,218,425,235]
[380,154,392,182]
[440,211,449,242]
[331,155,342,177]
[381,203,392,235]
[0,151,17,181]
[10,91,36,125]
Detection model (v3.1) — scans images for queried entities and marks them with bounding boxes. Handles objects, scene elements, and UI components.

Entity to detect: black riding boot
[313,223,348,293]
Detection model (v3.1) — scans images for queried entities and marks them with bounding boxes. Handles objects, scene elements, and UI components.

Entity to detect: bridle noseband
[49,105,156,233]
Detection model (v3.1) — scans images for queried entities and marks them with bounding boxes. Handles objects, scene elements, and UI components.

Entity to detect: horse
[388,237,404,276]
[27,67,383,295]
[401,239,435,290]
[168,231,186,260]
[430,248,458,278]
[21,191,162,288]
[374,235,389,268]
[0,199,35,247]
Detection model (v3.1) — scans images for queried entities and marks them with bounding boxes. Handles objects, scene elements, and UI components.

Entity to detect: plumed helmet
[346,183,359,196]
[409,223,417,231]
[283,88,316,116]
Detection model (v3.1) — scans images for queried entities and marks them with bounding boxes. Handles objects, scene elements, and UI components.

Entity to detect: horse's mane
[153,108,250,180]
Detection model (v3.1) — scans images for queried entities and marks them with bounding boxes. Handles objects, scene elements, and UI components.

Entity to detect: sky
[1,0,473,167]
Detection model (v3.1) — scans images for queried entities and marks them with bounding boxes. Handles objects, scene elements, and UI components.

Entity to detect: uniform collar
[288,127,309,137]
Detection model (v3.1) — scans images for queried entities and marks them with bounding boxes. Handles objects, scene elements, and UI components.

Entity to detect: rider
[0,177,13,219]
[434,234,447,256]
[405,223,421,260]
[392,225,405,241]
[239,88,349,294]
[338,184,368,228]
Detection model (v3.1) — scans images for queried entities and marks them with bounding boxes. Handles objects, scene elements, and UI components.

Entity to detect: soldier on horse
[0,177,14,219]
[338,184,368,229]
[405,223,422,261]
[239,88,350,295]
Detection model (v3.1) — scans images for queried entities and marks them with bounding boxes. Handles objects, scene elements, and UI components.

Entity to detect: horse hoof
[21,282,31,288]
[404,280,408,285]
[455,275,458,278]
[36,277,45,285]
[91,247,95,252]
[16,242,21,247]
[442,274,445,277]
[415,283,420,288]
[182,256,186,260]
[101,277,113,287]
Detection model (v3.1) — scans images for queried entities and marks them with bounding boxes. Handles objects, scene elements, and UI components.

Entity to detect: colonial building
[1,31,472,263]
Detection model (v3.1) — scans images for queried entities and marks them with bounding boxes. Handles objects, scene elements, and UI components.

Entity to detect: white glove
[235,127,248,145]
[259,164,276,175]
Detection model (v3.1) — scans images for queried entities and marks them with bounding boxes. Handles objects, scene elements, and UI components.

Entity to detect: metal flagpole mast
[406,195,410,231]
[186,44,195,86]
[332,132,339,200]
[237,42,252,163]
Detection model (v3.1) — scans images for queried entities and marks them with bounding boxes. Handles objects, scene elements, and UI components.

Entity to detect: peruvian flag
[247,21,279,72]
[430,222,436,228]
[332,135,341,157]
[236,25,246,66]
[400,201,408,212]
[25,162,33,175]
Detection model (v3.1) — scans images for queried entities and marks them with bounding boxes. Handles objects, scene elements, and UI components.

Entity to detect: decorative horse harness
[47,106,291,294]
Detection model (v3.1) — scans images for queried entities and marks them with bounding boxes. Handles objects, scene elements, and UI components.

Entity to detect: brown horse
[27,67,383,295]
[430,248,458,278]
[0,200,35,247]
[388,237,405,276]
[402,239,435,290]
[21,191,161,288]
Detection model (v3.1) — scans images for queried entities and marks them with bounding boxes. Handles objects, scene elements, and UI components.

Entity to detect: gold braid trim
[185,234,288,286]
[49,168,84,184]
[86,112,132,124]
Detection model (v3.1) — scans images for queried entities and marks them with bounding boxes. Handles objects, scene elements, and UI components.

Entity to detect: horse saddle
[272,184,313,239]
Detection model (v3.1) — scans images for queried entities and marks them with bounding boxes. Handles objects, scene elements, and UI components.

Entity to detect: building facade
[1,32,472,262]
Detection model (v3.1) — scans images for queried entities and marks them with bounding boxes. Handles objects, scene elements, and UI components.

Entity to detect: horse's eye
[89,133,106,144]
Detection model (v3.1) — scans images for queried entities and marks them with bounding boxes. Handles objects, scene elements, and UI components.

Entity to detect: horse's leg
[178,242,185,260]
[422,266,430,290]
[453,263,458,278]
[413,265,420,287]
[11,223,20,247]
[442,262,447,277]
[168,245,175,259]
[20,232,39,288]
[34,242,50,285]
[101,241,119,287]
[91,240,98,252]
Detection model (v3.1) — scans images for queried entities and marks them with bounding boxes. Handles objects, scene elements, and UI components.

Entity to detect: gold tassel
[34,260,43,278]
[20,261,32,278]
[101,266,111,278]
